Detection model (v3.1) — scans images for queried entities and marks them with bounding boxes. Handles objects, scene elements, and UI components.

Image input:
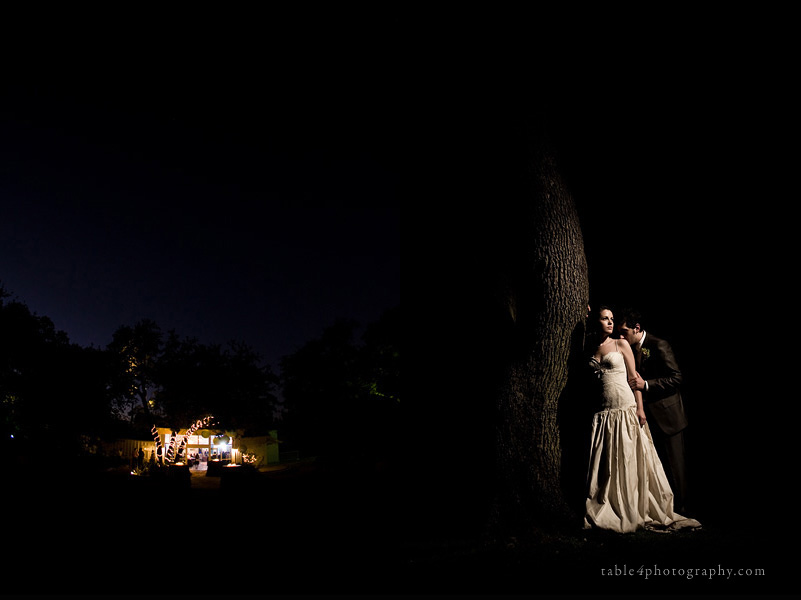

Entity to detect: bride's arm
[620,340,647,427]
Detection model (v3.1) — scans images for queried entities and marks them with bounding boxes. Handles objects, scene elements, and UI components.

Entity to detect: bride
[583,305,701,533]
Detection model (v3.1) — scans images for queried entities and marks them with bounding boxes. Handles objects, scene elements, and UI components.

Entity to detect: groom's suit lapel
[638,333,656,373]
[634,337,643,370]
[635,333,651,371]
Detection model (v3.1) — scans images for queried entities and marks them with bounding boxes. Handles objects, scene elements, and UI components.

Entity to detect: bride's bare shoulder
[616,338,634,353]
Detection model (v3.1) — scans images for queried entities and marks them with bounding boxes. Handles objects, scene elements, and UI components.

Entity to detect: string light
[177,415,215,461]
[153,416,217,466]
[151,425,162,462]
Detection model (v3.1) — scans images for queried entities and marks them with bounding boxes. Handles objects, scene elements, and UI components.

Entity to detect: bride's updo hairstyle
[585,303,615,351]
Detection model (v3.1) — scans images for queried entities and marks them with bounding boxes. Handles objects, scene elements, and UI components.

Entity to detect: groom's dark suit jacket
[637,333,688,436]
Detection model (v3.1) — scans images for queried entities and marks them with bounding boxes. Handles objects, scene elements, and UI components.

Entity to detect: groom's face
[618,322,641,346]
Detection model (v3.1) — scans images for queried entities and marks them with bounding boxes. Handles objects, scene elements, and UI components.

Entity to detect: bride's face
[598,310,615,336]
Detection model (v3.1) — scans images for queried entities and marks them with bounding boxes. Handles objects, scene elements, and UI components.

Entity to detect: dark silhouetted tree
[280,310,400,463]
[0,298,70,443]
[360,306,400,404]
[356,308,401,464]
[280,319,362,460]
[107,319,163,425]
[0,287,115,457]
[157,333,279,433]
[220,340,280,433]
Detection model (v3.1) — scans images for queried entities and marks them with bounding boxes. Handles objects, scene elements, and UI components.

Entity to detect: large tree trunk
[489,144,589,536]
[407,116,590,544]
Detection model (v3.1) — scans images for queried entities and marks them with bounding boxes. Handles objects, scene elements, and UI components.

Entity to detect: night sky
[1,68,400,370]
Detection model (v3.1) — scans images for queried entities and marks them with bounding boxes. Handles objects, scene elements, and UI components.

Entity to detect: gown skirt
[584,351,701,533]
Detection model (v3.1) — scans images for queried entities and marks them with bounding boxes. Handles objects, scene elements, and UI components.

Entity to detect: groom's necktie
[634,346,642,370]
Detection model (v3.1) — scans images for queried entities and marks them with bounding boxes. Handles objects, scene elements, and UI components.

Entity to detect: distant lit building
[104,428,280,468]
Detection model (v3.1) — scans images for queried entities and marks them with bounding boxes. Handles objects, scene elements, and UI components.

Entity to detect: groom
[617,308,689,514]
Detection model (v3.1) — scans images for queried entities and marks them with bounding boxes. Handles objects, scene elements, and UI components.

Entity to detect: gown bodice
[589,351,637,411]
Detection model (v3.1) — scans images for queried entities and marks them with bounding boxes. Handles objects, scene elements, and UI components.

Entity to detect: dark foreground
[7,458,793,598]
[401,471,794,599]
[7,459,403,597]
[403,519,792,597]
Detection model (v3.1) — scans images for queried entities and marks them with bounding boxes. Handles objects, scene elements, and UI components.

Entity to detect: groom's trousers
[650,425,688,514]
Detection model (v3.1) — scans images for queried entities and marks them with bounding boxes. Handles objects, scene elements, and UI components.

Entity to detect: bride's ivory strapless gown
[584,350,701,533]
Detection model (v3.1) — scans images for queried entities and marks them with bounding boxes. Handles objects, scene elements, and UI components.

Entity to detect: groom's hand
[629,372,646,392]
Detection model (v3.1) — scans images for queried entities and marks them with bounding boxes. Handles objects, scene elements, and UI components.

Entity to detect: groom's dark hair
[618,307,643,330]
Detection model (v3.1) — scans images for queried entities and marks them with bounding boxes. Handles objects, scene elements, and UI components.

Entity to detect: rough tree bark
[488,142,589,537]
